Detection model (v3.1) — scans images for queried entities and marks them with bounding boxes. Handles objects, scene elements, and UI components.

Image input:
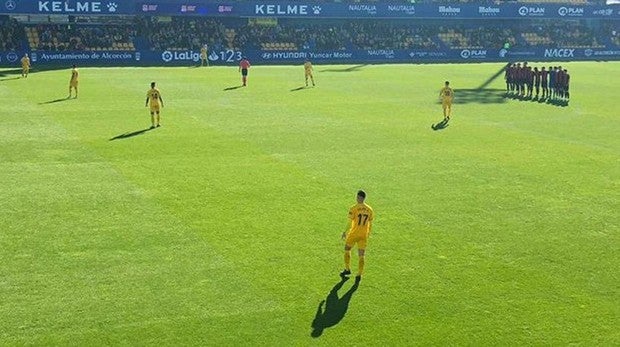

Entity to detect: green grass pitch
[0,62,618,345]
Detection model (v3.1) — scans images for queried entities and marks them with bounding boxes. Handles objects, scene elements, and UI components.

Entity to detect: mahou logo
[478,6,500,15]
[439,5,460,15]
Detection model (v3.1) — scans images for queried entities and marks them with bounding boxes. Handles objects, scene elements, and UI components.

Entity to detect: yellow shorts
[345,233,368,250]
[70,81,78,87]
[442,101,452,108]
[149,105,160,113]
[305,71,312,78]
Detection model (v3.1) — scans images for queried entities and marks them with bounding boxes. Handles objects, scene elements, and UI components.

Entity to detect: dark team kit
[504,62,570,106]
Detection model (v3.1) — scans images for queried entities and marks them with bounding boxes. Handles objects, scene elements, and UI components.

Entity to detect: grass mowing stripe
[0,79,282,344]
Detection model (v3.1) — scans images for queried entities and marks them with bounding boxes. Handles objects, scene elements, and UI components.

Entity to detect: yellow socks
[358,256,365,276]
[344,250,351,270]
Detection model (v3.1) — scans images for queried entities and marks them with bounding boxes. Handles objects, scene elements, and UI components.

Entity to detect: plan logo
[460,49,487,59]
[558,6,584,16]
[518,6,545,16]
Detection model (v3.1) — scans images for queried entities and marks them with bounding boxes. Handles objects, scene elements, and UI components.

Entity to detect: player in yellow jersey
[304,59,315,87]
[145,82,164,128]
[68,65,79,99]
[21,53,30,78]
[200,44,209,66]
[340,190,374,281]
[439,80,454,121]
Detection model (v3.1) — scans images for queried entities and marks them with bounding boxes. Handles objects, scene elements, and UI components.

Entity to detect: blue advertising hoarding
[135,2,620,19]
[2,0,620,18]
[2,47,620,68]
[1,0,134,15]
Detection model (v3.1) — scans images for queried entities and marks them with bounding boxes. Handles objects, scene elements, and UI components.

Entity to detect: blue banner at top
[1,0,619,18]
[136,2,620,18]
[1,0,134,14]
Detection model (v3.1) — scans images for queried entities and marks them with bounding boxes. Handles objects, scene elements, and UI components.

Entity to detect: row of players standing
[505,62,570,105]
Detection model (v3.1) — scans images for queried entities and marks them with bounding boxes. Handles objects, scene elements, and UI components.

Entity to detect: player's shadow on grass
[0,76,21,82]
[109,128,154,141]
[447,88,507,105]
[505,93,569,107]
[290,86,307,91]
[432,119,449,131]
[310,276,359,338]
[319,64,367,73]
[223,85,243,91]
[547,98,570,107]
[0,68,24,78]
[38,97,72,104]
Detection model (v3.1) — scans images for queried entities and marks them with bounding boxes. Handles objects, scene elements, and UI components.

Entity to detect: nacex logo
[544,48,575,58]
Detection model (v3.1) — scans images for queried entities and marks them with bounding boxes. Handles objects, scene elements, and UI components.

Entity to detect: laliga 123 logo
[5,0,17,11]
[584,49,593,57]
[162,51,174,62]
[499,48,508,58]
[208,51,219,61]
[312,6,321,14]
[460,49,471,59]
